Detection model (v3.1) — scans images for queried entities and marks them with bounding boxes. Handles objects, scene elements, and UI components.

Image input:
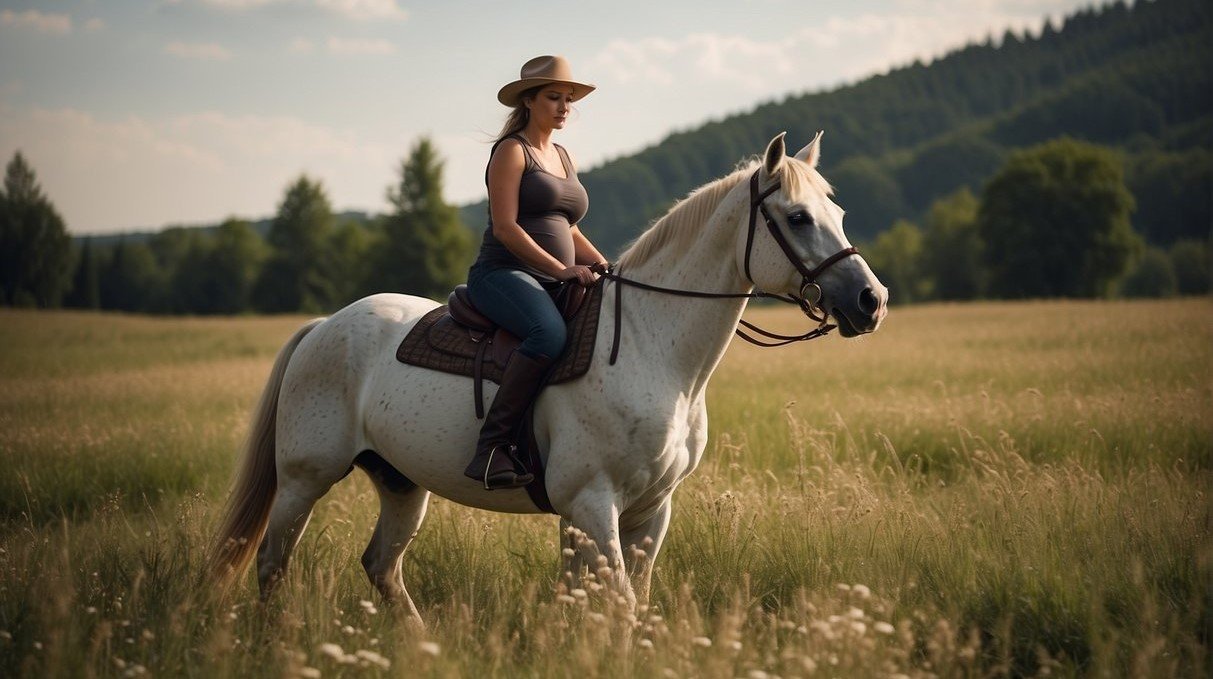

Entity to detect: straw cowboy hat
[497,55,596,106]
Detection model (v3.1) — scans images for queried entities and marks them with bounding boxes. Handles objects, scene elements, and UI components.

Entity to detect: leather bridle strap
[746,170,859,289]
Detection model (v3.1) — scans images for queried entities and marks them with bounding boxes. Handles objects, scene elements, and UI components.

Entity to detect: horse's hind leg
[256,468,338,599]
[356,452,430,620]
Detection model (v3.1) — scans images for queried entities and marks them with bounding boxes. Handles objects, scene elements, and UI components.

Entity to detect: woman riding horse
[463,55,609,490]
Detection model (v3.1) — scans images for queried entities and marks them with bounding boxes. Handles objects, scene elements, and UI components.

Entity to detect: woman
[463,55,609,490]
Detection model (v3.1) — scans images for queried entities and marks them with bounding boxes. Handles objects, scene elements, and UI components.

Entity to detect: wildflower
[354,650,390,670]
[728,640,742,652]
[86,607,98,615]
[852,584,871,599]
[557,594,577,605]
[318,643,345,661]
[571,588,588,600]
[298,668,321,679]
[587,612,606,624]
[748,671,770,679]
[835,583,851,593]
[418,641,440,657]
[874,622,895,635]
[847,607,865,619]
[851,621,867,635]
[359,600,378,615]
[341,625,355,636]
[0,631,11,640]
[691,636,712,648]
[562,548,576,558]
[638,639,654,650]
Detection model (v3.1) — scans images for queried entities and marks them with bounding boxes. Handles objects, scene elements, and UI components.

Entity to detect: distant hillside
[459,0,1210,255]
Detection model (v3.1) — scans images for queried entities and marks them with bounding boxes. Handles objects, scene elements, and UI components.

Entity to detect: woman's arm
[570,225,607,267]
[488,140,597,286]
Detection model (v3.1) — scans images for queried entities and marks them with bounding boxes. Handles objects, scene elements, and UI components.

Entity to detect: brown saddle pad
[396,281,604,388]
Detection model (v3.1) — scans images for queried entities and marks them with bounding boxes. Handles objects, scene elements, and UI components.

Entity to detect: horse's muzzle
[832,285,888,337]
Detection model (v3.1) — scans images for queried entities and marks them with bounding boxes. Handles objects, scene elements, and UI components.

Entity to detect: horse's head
[738,132,888,337]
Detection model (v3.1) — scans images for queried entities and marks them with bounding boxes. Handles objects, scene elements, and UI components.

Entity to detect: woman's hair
[495,85,544,141]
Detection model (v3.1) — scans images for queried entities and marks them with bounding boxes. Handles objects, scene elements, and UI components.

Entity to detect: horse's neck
[615,189,751,397]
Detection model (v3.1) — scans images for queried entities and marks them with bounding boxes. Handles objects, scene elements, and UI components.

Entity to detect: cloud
[191,0,407,20]
[0,9,73,35]
[0,106,396,232]
[326,36,397,56]
[83,18,106,33]
[593,33,794,92]
[316,0,407,21]
[289,37,316,54]
[164,41,234,61]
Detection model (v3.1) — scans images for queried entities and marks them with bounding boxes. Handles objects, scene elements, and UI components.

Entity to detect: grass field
[0,299,1209,677]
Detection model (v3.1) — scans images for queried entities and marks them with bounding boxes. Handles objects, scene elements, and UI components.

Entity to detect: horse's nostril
[858,287,878,315]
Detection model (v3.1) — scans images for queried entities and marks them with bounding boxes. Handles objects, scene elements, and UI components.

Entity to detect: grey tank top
[472,134,590,282]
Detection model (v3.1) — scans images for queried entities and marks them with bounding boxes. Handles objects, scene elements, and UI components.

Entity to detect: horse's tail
[206,317,326,588]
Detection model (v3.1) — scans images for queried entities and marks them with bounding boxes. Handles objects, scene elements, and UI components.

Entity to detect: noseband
[601,168,861,363]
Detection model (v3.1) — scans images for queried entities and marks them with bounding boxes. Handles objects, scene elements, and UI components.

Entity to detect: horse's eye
[787,210,814,228]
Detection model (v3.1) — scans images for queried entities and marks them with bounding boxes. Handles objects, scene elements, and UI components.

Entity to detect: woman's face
[526,85,575,130]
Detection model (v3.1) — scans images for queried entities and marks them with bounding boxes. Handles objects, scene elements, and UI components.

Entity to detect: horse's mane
[615,157,834,270]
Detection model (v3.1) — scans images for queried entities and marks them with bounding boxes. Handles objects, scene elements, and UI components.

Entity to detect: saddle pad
[396,281,604,386]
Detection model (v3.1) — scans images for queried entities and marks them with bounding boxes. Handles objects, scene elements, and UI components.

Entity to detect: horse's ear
[794,130,824,168]
[762,132,787,178]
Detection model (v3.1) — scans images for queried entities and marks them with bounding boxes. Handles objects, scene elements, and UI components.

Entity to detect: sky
[0,0,1098,235]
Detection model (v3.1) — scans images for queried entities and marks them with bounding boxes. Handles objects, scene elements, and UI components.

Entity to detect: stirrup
[482,445,533,490]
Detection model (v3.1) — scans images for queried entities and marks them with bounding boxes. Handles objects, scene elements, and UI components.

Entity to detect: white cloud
[326,36,397,56]
[192,0,407,20]
[316,0,407,21]
[0,106,395,232]
[83,18,106,33]
[0,9,73,35]
[289,37,316,54]
[164,41,234,61]
[593,33,793,92]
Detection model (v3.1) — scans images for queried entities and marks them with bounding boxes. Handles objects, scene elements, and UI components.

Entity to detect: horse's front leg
[564,491,634,609]
[620,498,672,607]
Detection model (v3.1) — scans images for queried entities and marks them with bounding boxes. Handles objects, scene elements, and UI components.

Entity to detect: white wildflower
[638,639,654,650]
[556,594,577,605]
[691,636,712,648]
[354,649,390,670]
[318,643,345,661]
[851,621,867,635]
[341,625,355,636]
[571,588,588,600]
[852,584,871,599]
[562,548,576,558]
[847,606,865,619]
[874,621,895,635]
[298,668,321,679]
[358,600,378,615]
[418,641,440,657]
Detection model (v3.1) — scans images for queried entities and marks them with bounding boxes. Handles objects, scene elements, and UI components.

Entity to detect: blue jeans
[466,266,567,359]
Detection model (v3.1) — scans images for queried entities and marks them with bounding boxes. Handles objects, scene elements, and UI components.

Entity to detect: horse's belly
[362,365,551,514]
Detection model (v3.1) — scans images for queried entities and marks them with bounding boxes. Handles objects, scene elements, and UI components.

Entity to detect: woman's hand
[556,264,599,287]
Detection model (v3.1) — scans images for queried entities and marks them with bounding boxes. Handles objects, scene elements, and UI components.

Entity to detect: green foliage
[864,220,929,303]
[1126,148,1213,244]
[829,158,908,242]
[365,137,473,301]
[253,175,337,313]
[1120,247,1178,298]
[64,237,101,310]
[0,151,72,308]
[100,239,161,312]
[1168,239,1211,294]
[921,188,985,300]
[979,138,1140,298]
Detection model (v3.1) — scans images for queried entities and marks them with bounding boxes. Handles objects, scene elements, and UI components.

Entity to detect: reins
[599,168,861,365]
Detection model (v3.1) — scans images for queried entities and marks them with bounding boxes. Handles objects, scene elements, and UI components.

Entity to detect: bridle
[600,167,861,364]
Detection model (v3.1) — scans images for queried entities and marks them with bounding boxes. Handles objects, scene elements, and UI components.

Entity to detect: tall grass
[0,300,1208,677]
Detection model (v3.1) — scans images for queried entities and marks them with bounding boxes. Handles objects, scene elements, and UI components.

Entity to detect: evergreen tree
[100,239,161,312]
[979,138,1140,298]
[65,237,101,309]
[367,138,473,300]
[253,175,336,312]
[202,218,268,314]
[0,151,72,307]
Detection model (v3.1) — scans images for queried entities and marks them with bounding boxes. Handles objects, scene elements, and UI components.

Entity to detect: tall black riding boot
[463,351,553,490]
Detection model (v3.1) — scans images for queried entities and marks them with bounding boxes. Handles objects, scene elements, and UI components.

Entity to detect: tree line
[2,134,1207,316]
[2,139,474,314]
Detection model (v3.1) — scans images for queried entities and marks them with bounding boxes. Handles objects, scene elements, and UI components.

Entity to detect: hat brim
[497,78,596,107]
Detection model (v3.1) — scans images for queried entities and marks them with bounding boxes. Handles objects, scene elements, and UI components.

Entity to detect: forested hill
[467,0,1209,256]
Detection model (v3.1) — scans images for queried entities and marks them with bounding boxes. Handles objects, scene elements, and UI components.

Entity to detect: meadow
[0,299,1208,678]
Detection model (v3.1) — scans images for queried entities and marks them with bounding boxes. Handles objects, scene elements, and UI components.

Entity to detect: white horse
[208,132,888,618]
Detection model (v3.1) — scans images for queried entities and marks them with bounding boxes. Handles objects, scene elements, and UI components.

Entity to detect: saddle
[395,281,605,514]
